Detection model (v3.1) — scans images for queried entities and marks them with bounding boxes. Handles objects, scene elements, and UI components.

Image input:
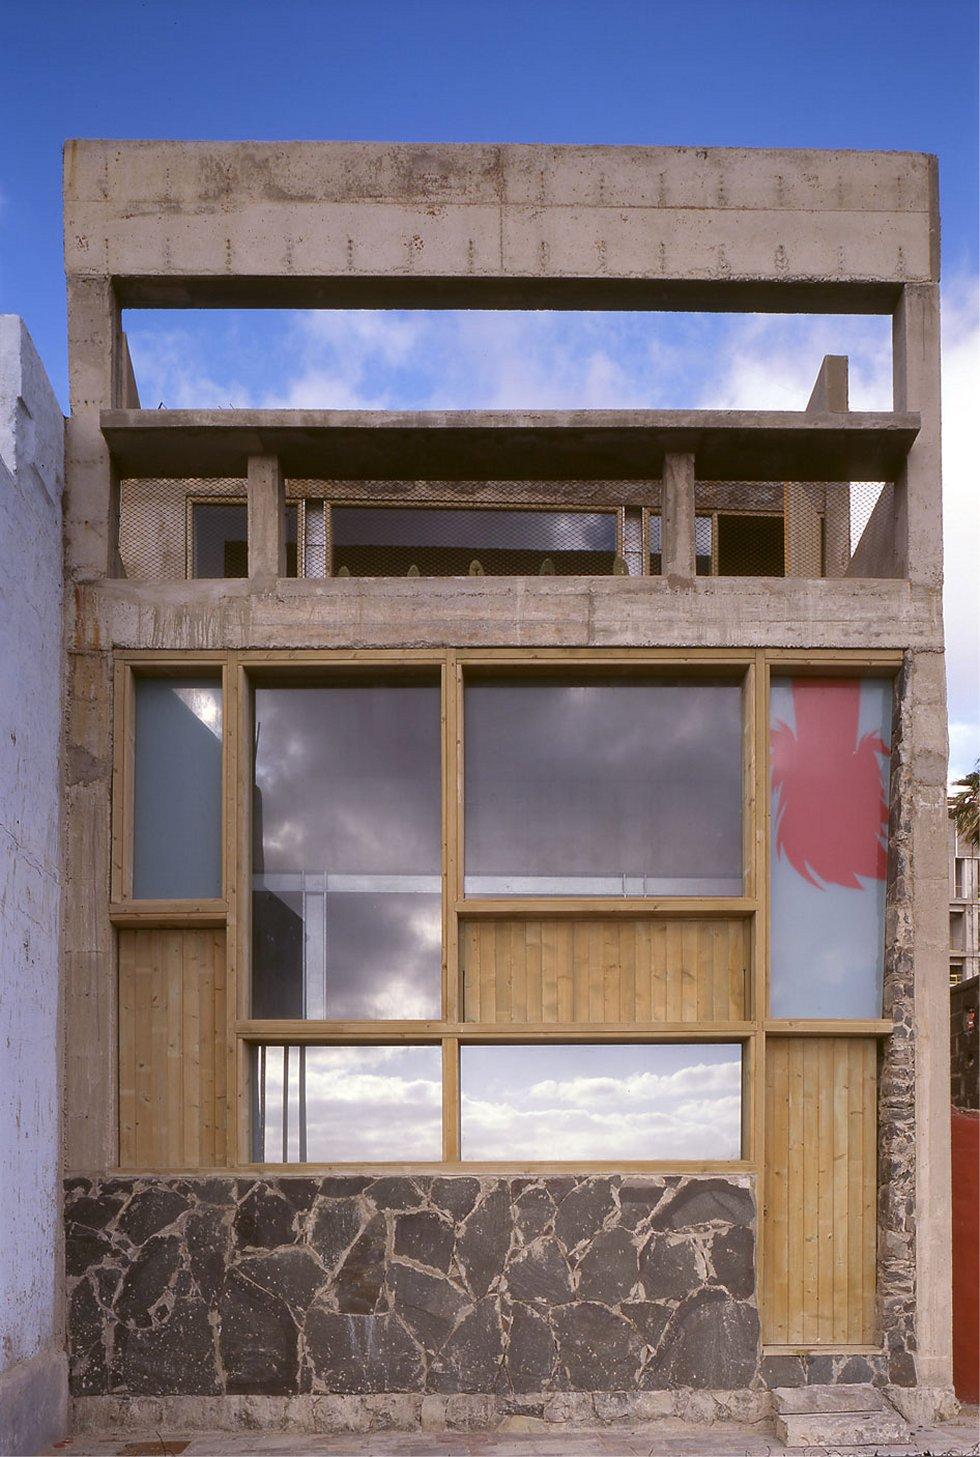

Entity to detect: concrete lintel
[100,408,919,483]
[63,140,938,291]
[66,575,943,658]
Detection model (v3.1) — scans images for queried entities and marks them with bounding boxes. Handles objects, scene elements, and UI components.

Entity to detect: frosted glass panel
[252,1044,442,1162]
[464,680,743,896]
[252,682,442,1019]
[770,677,892,1017]
[132,677,222,898]
[461,1043,742,1160]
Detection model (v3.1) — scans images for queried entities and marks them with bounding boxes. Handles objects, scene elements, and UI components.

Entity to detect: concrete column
[893,285,943,587]
[907,651,954,1391]
[247,454,286,587]
[66,276,122,580]
[661,452,696,577]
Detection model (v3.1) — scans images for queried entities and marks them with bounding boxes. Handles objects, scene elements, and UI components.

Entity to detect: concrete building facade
[57,141,955,1439]
[0,317,68,1455]
[948,812,979,986]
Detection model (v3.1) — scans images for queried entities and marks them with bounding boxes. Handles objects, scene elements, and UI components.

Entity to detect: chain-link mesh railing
[118,477,893,581]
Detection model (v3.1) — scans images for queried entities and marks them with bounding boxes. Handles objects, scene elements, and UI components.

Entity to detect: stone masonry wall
[67,1174,760,1401]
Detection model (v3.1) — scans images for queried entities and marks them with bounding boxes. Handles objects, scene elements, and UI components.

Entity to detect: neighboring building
[948,809,979,984]
[58,141,954,1438]
[0,318,67,1456]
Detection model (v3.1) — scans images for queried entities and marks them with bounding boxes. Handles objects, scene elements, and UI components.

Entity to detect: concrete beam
[63,141,938,297]
[100,408,919,483]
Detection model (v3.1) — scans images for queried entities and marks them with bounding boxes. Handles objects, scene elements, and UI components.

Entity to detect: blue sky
[0,0,977,771]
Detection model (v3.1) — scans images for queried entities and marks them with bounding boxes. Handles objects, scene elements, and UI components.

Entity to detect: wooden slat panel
[461,918,748,1024]
[763,1035,877,1346]
[118,926,227,1167]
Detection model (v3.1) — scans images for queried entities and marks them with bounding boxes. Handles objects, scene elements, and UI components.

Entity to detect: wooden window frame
[109,647,901,1186]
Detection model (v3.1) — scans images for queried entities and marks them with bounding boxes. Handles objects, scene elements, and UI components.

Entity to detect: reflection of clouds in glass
[465,682,742,881]
[257,1044,441,1162]
[254,686,441,874]
[461,1044,741,1160]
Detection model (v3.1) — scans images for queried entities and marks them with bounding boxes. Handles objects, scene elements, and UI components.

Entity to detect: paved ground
[46,1407,980,1457]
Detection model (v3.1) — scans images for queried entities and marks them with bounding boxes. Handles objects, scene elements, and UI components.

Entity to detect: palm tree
[950,763,979,846]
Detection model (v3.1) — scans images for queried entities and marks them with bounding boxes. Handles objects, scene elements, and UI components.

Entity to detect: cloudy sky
[256,1041,742,1162]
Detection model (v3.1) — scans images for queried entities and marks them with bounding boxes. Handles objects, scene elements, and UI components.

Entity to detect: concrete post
[907,651,954,1390]
[247,455,286,587]
[661,453,696,578]
[65,276,122,580]
[893,285,943,587]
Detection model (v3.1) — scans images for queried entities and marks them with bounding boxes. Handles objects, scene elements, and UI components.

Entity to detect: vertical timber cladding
[118,927,228,1167]
[764,1037,878,1346]
[461,918,748,1023]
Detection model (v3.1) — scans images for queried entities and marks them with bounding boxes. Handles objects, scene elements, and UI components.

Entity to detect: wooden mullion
[753,650,769,1303]
[442,1037,460,1162]
[110,659,135,902]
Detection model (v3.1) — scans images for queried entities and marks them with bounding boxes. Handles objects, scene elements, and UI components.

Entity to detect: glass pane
[770,677,892,1017]
[253,1044,442,1161]
[192,502,247,577]
[132,677,222,898]
[332,506,617,577]
[191,501,298,578]
[252,682,441,1019]
[461,1043,742,1160]
[464,680,742,895]
[695,515,712,575]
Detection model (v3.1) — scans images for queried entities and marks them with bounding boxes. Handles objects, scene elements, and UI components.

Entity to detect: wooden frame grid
[109,647,901,1190]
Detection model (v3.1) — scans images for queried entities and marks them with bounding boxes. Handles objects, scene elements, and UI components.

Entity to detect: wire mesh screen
[119,477,244,580]
[329,506,621,577]
[119,478,301,579]
[688,481,895,578]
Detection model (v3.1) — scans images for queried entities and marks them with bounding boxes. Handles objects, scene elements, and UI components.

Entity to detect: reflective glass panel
[464,680,743,896]
[770,676,892,1017]
[461,1043,742,1160]
[191,501,298,578]
[252,1044,442,1161]
[252,682,441,1018]
[331,506,617,577]
[132,677,222,898]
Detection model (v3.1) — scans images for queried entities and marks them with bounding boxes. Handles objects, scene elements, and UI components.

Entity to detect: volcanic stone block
[306,1310,424,1393]
[394,1210,456,1273]
[218,1268,299,1395]
[552,1303,644,1390]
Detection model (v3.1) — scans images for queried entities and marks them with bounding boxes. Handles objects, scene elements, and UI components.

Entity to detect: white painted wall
[0,316,67,1453]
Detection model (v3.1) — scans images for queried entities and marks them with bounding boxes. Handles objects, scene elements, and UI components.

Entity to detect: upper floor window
[463,679,743,897]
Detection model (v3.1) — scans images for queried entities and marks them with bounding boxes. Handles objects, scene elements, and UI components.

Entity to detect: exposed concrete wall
[0,317,68,1454]
[58,141,953,1413]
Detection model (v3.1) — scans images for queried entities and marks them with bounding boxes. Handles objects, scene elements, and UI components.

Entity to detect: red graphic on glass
[771,679,889,889]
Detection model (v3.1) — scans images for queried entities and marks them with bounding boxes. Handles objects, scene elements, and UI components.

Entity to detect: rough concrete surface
[0,316,68,1454]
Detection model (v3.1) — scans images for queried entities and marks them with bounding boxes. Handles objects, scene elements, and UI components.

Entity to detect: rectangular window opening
[464,678,743,897]
[460,1042,744,1161]
[132,675,223,900]
[251,679,442,1020]
[251,1043,442,1162]
[122,308,893,413]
